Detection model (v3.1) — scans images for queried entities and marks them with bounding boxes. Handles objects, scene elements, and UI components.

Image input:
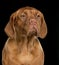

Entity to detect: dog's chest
[7,38,43,65]
[7,41,37,64]
[17,42,34,64]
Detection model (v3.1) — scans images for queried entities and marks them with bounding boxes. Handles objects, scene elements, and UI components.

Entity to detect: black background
[0,0,58,65]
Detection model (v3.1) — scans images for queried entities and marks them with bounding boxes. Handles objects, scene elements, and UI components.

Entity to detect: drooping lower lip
[29,25,38,32]
[28,27,38,36]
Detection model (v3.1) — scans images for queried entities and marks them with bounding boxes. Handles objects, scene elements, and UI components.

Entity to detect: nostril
[29,19,37,25]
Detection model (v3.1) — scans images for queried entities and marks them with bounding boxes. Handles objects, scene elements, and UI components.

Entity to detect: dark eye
[20,13,27,21]
[20,13,26,17]
[36,14,40,18]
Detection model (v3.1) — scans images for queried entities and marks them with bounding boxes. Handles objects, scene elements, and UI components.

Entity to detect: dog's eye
[21,13,26,17]
[20,13,27,22]
[36,14,40,18]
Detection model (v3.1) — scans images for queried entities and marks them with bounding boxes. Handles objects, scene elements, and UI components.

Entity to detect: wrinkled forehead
[16,7,42,15]
[23,8,38,13]
[23,9,36,14]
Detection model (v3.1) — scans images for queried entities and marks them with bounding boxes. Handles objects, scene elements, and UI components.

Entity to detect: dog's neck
[15,35,36,44]
[13,35,37,53]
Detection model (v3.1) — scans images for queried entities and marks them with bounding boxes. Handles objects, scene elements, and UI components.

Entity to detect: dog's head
[5,6,47,39]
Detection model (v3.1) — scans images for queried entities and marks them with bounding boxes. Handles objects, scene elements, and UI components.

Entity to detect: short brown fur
[2,6,47,65]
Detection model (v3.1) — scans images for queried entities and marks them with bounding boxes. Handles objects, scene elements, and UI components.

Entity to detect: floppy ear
[39,14,47,39]
[4,14,15,38]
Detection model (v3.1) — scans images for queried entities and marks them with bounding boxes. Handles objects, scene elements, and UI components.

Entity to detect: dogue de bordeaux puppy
[2,6,47,65]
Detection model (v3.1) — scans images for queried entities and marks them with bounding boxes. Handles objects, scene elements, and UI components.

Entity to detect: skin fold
[2,6,47,65]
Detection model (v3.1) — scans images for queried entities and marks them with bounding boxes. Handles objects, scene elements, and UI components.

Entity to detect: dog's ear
[39,13,47,39]
[4,13,15,38]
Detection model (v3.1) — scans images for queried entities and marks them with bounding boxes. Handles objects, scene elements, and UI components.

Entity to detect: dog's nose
[29,19,37,25]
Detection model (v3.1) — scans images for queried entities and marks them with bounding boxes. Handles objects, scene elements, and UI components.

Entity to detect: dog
[2,6,47,65]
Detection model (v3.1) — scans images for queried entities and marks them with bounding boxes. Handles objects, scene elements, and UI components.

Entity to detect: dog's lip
[28,26,36,32]
[28,25,38,33]
[27,26,38,36]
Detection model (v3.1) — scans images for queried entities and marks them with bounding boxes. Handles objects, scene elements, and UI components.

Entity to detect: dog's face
[5,7,47,39]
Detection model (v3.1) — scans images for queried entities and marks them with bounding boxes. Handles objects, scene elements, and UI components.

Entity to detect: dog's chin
[28,29,37,37]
